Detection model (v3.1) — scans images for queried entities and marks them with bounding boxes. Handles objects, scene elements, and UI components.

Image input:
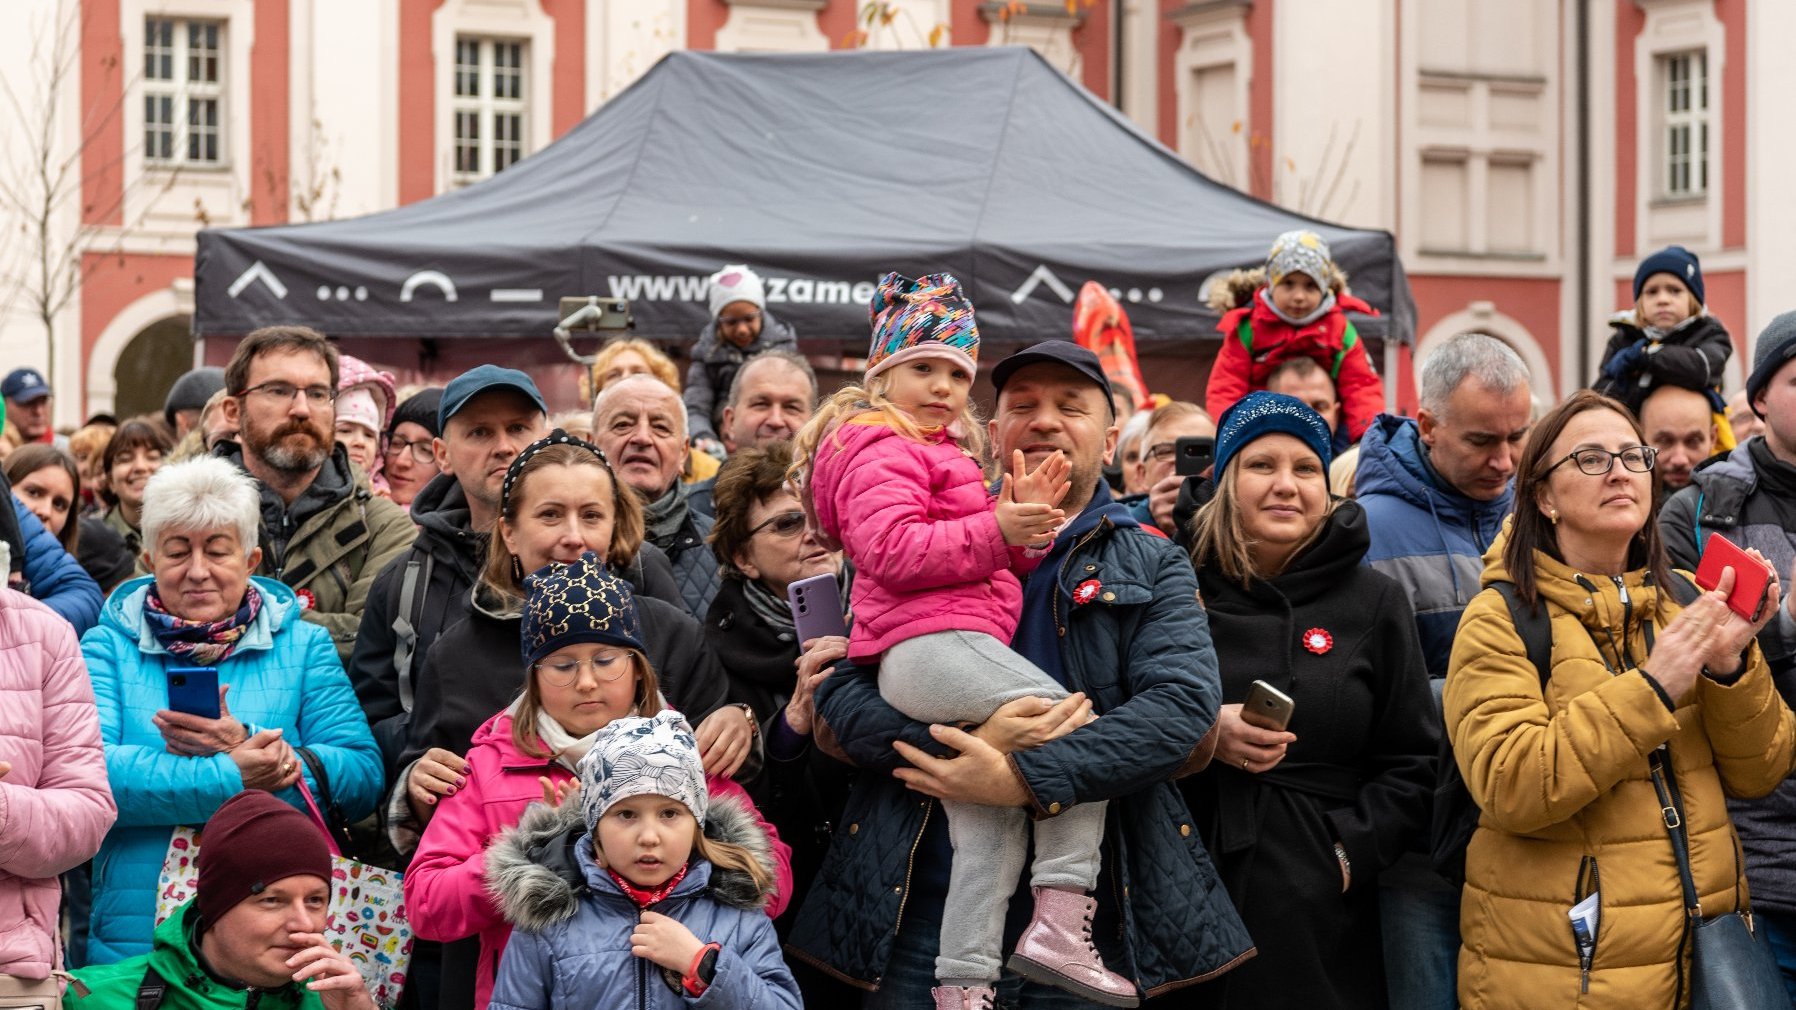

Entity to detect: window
[1661,51,1709,198]
[143,17,223,166]
[452,37,528,183]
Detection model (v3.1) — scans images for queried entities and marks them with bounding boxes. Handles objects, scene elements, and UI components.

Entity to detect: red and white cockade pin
[1073,579,1102,605]
[1301,627,1333,655]
[295,588,317,611]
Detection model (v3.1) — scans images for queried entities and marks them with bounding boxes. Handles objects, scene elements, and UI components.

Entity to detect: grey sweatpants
[881,629,1108,985]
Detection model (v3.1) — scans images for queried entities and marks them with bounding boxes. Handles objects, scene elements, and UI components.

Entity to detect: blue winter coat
[12,496,102,634]
[1354,415,1513,679]
[485,796,799,1010]
[787,493,1254,998]
[79,575,382,963]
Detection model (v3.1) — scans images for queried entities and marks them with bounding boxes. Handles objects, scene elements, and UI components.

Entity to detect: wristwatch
[682,942,722,997]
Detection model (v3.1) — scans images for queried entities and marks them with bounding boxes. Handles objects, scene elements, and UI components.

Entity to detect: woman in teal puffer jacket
[79,457,381,963]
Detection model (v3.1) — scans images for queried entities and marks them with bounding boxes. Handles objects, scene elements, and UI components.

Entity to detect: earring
[511,556,525,582]
[1548,508,1560,526]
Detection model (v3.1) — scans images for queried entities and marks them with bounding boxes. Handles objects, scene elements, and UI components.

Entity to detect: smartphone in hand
[1240,680,1295,732]
[166,666,221,720]
[1175,436,1217,478]
[788,573,848,644]
[1694,533,1774,622]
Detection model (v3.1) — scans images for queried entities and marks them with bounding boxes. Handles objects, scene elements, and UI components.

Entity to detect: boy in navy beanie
[1592,245,1736,449]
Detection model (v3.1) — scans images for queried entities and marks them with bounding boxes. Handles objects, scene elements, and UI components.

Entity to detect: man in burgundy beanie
[62,791,374,1010]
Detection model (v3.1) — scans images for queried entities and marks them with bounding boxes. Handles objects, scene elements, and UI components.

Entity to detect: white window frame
[450,36,530,185]
[432,0,552,195]
[142,16,226,168]
[1660,49,1708,199]
[1631,0,1723,252]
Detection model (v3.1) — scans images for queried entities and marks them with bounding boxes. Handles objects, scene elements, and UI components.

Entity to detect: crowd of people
[0,235,1794,1010]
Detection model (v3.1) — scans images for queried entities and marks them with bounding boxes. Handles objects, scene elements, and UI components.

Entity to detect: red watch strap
[682,942,722,997]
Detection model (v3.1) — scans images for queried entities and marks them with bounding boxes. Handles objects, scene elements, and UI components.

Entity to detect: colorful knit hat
[1213,390,1334,479]
[1265,230,1334,288]
[577,710,709,830]
[519,550,646,667]
[865,272,980,383]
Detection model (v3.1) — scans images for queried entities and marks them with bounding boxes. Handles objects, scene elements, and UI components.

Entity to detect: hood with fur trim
[484,790,777,934]
[1206,264,1351,313]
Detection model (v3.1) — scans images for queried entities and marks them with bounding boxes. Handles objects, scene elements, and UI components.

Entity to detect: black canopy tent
[194,47,1413,388]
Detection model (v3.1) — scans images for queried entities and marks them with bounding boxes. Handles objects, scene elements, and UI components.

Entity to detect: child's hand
[631,910,705,974]
[537,776,580,809]
[1007,449,1071,509]
[997,476,1064,548]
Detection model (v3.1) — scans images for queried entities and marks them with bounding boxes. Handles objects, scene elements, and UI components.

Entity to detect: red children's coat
[1206,291,1382,441]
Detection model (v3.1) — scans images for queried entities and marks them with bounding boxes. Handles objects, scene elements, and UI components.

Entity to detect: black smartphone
[166,666,221,720]
[1174,436,1217,478]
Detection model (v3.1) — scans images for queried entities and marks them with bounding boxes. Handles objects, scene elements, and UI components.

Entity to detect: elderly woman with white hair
[79,456,382,963]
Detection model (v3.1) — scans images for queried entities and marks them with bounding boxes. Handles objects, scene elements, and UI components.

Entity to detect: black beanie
[389,387,445,438]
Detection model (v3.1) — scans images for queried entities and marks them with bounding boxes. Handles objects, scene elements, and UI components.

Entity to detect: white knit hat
[577,710,708,829]
[707,264,766,319]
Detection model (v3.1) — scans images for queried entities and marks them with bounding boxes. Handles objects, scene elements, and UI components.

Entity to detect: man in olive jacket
[787,342,1250,1004]
[215,327,414,664]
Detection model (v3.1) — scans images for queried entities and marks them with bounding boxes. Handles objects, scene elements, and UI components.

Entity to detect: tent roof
[194,47,1413,346]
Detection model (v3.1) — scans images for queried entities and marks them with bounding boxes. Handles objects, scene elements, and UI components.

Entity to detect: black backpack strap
[391,556,430,713]
[1490,581,1553,688]
[135,966,168,1010]
[1662,570,1702,607]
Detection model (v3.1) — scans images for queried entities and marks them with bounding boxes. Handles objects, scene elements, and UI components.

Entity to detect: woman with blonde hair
[1182,391,1436,1010]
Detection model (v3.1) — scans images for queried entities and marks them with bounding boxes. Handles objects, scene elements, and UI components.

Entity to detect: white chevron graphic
[1010,265,1075,304]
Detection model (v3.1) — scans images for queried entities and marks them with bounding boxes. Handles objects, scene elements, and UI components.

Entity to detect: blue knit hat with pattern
[1633,245,1704,305]
[1213,391,1334,479]
[519,551,645,667]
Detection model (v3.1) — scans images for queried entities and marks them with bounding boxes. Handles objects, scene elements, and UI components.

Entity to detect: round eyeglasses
[532,652,633,687]
[1541,445,1657,478]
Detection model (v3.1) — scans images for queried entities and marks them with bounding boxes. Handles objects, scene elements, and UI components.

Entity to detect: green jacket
[65,903,321,1010]
[215,443,416,664]
[101,507,149,581]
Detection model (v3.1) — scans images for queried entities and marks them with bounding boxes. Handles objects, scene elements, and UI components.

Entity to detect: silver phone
[1240,680,1295,732]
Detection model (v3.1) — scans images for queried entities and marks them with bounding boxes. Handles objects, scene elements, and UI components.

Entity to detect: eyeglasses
[748,510,808,539]
[533,652,633,688]
[383,435,437,465]
[1542,445,1658,478]
[1144,442,1178,463]
[237,382,337,406]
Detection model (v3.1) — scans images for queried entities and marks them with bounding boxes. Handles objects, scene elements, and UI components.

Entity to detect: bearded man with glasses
[214,325,415,665]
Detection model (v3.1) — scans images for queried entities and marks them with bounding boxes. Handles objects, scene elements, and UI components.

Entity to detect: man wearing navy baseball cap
[347,363,547,776]
[3,367,67,449]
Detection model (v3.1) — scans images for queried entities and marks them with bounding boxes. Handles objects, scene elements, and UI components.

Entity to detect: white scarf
[509,693,664,772]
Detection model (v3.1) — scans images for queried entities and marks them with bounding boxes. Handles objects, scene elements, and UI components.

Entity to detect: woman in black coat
[1180,393,1437,1010]
[703,443,859,1005]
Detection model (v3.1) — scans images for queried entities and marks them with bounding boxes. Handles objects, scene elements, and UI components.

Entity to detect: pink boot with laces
[1006,885,1141,1008]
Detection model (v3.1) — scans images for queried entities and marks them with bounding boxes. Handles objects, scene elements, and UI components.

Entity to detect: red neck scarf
[607,863,691,909]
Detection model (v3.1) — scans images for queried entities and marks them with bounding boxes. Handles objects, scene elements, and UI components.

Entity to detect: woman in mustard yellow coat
[1445,390,1794,1009]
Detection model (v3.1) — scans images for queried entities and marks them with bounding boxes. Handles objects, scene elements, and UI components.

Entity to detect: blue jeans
[1756,909,1796,1005]
[863,909,1108,1010]
[60,863,91,969]
[1379,853,1462,1010]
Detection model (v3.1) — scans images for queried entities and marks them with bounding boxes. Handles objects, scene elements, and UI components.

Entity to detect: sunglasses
[749,510,808,539]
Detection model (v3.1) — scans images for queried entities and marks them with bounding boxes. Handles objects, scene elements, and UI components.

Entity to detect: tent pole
[1383,338,1397,412]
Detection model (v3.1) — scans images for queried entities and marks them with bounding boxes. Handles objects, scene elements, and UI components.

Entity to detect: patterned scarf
[606,862,691,909]
[143,583,263,666]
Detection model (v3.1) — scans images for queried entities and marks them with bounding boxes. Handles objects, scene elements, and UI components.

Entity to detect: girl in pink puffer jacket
[791,273,1137,1010]
[0,587,114,991]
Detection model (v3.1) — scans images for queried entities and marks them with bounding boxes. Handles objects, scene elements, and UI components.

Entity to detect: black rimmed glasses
[383,435,437,465]
[237,381,337,406]
[1542,445,1657,478]
[749,510,808,539]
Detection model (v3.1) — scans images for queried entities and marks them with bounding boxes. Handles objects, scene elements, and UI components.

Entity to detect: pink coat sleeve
[0,604,116,879]
[828,431,1011,594]
[404,758,505,942]
[704,773,794,919]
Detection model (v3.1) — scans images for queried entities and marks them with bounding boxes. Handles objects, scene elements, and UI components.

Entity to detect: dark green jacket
[65,903,321,1010]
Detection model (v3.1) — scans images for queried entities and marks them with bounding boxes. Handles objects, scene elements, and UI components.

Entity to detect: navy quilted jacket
[786,507,1254,998]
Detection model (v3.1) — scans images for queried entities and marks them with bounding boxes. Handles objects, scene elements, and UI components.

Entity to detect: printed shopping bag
[157,826,414,1008]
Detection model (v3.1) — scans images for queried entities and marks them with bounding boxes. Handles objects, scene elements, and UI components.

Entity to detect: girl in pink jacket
[0,587,114,993]
[404,552,790,1010]
[791,273,1137,1010]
